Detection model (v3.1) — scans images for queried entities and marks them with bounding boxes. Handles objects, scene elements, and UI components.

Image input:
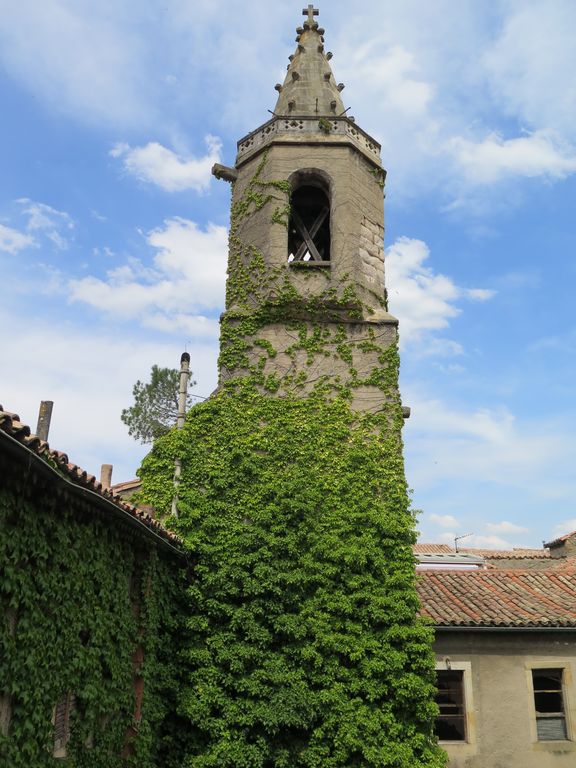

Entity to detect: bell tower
[139,10,443,764]
[213,6,399,415]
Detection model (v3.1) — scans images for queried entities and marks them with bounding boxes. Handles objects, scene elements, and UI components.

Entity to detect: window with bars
[53,692,75,758]
[435,670,466,741]
[532,668,568,741]
[288,183,331,265]
[0,692,11,737]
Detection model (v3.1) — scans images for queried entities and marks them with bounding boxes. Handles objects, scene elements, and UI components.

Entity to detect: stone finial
[273,7,346,118]
[302,5,319,24]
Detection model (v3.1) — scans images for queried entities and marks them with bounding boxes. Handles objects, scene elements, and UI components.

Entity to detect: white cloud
[0,0,150,127]
[448,131,576,185]
[405,392,576,501]
[69,217,227,331]
[0,223,35,254]
[551,519,576,539]
[2,2,576,200]
[465,534,513,550]
[385,236,494,345]
[343,42,434,120]
[17,199,74,250]
[142,313,220,338]
[485,521,529,535]
[332,3,576,201]
[429,513,460,529]
[110,137,221,192]
[0,307,219,482]
[483,2,576,135]
[415,339,464,359]
[466,288,495,301]
[435,532,513,550]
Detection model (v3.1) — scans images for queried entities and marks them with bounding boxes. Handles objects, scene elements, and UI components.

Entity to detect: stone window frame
[525,659,576,749]
[434,659,476,747]
[287,168,332,268]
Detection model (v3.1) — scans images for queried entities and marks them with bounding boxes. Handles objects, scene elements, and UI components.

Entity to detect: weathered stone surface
[222,23,404,419]
[219,318,398,414]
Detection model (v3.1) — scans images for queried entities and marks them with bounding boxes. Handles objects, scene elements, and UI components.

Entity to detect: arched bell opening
[287,171,331,264]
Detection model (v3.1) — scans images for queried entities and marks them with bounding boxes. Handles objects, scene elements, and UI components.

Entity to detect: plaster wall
[434,631,576,768]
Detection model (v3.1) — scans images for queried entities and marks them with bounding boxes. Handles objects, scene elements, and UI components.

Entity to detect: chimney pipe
[100,464,113,490]
[172,352,191,517]
[176,352,191,430]
[36,400,54,442]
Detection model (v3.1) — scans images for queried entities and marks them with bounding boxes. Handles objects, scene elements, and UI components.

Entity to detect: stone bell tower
[145,13,442,764]
[213,6,399,415]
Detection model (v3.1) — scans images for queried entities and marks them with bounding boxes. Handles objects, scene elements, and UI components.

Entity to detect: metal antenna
[454,533,473,552]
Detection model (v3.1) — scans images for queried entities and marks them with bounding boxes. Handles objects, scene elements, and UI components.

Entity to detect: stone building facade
[417,542,576,767]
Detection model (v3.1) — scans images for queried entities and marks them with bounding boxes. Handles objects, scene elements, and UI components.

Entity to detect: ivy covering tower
[141,7,446,767]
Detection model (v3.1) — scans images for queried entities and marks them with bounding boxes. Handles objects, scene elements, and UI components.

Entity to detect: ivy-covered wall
[0,445,186,768]
[139,154,447,767]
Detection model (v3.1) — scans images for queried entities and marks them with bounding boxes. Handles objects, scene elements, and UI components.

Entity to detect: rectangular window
[53,692,75,758]
[435,670,466,741]
[532,668,568,741]
[0,692,11,737]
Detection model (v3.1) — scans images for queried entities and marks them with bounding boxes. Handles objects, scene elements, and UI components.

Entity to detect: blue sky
[2,0,576,549]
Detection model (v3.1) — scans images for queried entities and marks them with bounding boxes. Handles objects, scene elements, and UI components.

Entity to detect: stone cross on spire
[302,5,319,24]
[274,5,345,117]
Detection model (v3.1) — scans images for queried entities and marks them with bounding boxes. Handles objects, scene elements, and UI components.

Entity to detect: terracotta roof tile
[459,547,550,559]
[545,530,576,548]
[418,567,576,627]
[111,478,142,494]
[0,405,182,551]
[414,543,454,554]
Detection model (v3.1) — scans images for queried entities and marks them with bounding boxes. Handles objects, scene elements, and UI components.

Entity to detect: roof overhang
[0,427,186,558]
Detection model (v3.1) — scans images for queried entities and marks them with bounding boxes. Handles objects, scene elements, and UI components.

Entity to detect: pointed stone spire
[274,6,345,117]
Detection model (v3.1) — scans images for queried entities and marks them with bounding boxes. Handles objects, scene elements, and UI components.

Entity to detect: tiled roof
[414,543,454,554]
[418,568,576,627]
[111,478,142,494]
[0,405,182,552]
[459,547,550,559]
[545,531,576,548]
